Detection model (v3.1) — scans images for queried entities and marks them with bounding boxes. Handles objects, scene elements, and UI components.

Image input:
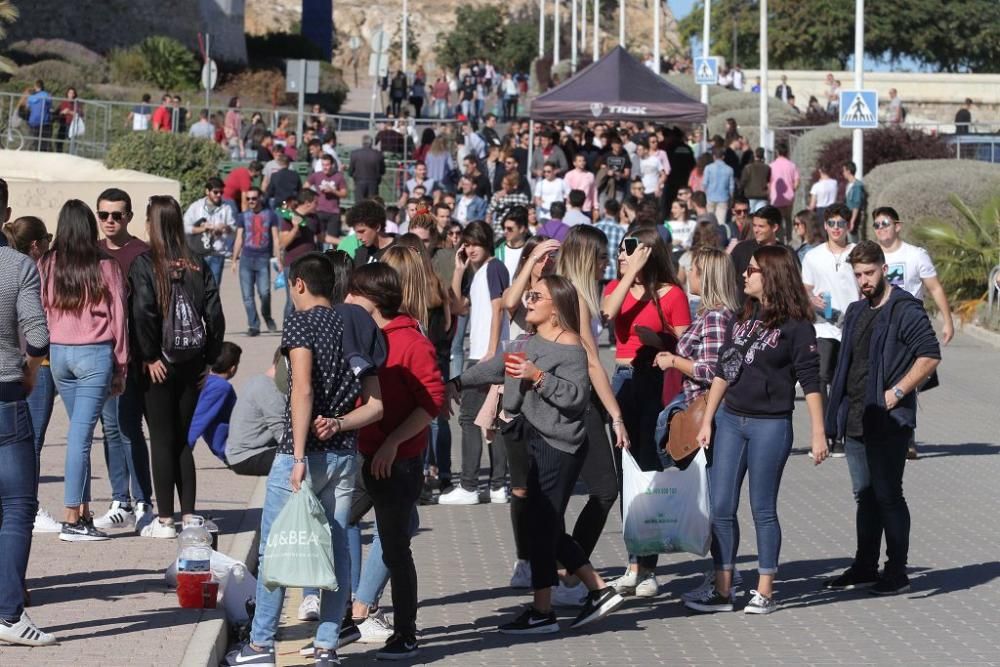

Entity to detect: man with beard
[822,240,940,596]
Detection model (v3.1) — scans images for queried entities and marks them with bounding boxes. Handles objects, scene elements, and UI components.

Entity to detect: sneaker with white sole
[569,586,624,629]
[744,589,778,614]
[358,608,394,644]
[223,642,275,666]
[489,487,509,504]
[140,518,177,539]
[681,568,744,602]
[498,606,559,635]
[93,501,135,530]
[683,587,734,613]
[551,580,588,607]
[634,571,660,598]
[298,594,321,621]
[437,486,480,505]
[33,508,63,534]
[509,559,532,588]
[608,568,639,596]
[375,632,419,660]
[0,612,57,646]
[59,518,109,542]
[134,502,156,534]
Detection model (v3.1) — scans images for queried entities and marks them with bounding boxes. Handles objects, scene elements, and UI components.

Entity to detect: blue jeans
[426,413,452,483]
[50,343,114,508]
[449,314,468,380]
[252,451,356,651]
[433,99,448,119]
[26,364,56,493]
[238,253,273,331]
[709,406,793,575]
[0,400,37,621]
[204,255,225,288]
[283,266,294,323]
[348,507,419,608]
[101,371,153,505]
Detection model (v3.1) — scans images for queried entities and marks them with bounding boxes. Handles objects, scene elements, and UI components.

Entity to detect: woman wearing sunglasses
[690,245,827,615]
[459,275,624,633]
[601,226,691,597]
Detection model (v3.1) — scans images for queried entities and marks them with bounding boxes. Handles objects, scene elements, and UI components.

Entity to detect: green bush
[105,131,225,208]
[138,36,199,91]
[788,123,851,208]
[9,38,104,66]
[108,47,148,87]
[12,59,95,95]
[664,74,726,100]
[707,105,800,148]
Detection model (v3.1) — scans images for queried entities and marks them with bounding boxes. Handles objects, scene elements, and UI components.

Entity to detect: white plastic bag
[622,448,711,557]
[164,549,257,622]
[68,116,85,139]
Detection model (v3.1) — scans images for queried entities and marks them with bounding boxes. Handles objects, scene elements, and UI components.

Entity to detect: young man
[563,153,597,217]
[842,161,866,241]
[279,190,323,321]
[183,177,235,287]
[440,221,510,505]
[595,199,625,283]
[562,189,591,227]
[307,153,348,248]
[703,146,735,226]
[768,143,800,242]
[808,166,839,223]
[494,206,531,303]
[537,201,570,242]
[532,161,569,222]
[801,204,859,457]
[93,188,156,534]
[224,253,383,667]
[265,153,303,212]
[232,186,282,336]
[454,176,488,226]
[871,206,953,458]
[223,160,263,215]
[823,241,941,595]
[634,140,666,198]
[226,348,286,476]
[600,136,632,205]
[731,205,793,296]
[486,171,531,237]
[740,147,771,213]
[349,199,396,267]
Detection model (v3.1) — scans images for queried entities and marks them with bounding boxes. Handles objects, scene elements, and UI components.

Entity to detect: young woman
[460,275,624,633]
[38,201,128,541]
[131,196,225,538]
[651,247,744,601]
[678,221,724,317]
[793,209,825,262]
[690,245,827,615]
[601,226,691,597]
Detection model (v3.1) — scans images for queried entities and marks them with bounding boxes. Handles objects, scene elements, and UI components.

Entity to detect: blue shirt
[27,90,52,127]
[237,208,278,257]
[702,160,735,203]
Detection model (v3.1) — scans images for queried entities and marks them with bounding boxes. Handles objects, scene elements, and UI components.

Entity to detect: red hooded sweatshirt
[359,315,446,460]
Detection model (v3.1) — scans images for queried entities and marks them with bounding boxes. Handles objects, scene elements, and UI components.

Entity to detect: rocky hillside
[246,0,682,71]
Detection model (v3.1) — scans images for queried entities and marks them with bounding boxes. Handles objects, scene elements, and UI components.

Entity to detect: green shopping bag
[260,481,338,591]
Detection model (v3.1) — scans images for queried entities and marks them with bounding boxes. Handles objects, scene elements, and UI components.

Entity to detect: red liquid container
[177,571,212,608]
[504,351,527,375]
[176,516,213,608]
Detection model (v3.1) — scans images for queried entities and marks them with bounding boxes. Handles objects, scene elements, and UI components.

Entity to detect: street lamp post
[402,0,408,75]
[653,0,661,73]
[593,0,599,57]
[853,0,864,180]
[555,0,561,65]
[539,0,546,59]
[760,0,768,153]
[701,0,710,107]
[571,0,578,73]
[619,0,625,47]
[581,0,587,55]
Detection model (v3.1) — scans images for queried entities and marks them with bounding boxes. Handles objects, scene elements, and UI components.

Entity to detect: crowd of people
[0,107,953,664]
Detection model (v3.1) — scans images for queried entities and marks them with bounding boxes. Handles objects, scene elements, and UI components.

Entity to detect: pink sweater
[40,256,129,378]
[563,168,596,212]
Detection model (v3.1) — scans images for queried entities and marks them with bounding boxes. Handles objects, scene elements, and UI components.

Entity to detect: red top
[603,280,691,361]
[151,105,171,132]
[223,167,252,203]
[358,315,446,460]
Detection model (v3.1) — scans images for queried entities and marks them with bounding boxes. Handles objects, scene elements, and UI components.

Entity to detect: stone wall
[6,0,248,64]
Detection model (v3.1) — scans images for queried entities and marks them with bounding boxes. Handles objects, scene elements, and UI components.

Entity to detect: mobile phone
[458,247,468,263]
[623,237,639,255]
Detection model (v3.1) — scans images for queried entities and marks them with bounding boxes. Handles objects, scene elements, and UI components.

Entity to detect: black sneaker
[375,633,419,660]
[313,647,341,666]
[338,620,361,648]
[59,518,109,542]
[683,587,734,613]
[823,568,879,590]
[830,440,846,458]
[498,606,559,635]
[569,586,624,629]
[223,642,276,666]
[870,574,911,596]
[265,319,278,333]
[247,328,260,337]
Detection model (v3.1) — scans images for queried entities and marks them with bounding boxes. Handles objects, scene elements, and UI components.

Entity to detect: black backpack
[162,266,206,363]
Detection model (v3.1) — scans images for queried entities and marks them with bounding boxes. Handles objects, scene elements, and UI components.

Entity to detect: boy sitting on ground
[188,341,242,462]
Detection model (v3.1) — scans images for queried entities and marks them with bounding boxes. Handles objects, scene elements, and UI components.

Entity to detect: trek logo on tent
[589,103,649,117]
[590,103,604,117]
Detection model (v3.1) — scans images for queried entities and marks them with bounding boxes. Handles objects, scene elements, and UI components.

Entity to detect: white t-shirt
[638,155,662,194]
[501,245,526,339]
[668,219,697,248]
[533,177,568,220]
[801,242,860,341]
[883,241,936,299]
[468,259,510,360]
[810,178,839,208]
[454,196,473,226]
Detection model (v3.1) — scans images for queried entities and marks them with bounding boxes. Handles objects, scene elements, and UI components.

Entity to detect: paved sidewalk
[2,271,276,666]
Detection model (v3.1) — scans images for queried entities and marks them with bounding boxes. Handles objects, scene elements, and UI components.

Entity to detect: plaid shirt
[488,191,531,236]
[595,219,626,281]
[676,307,733,405]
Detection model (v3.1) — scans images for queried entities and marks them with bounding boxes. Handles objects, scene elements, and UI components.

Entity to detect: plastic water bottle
[822,292,833,320]
[176,516,213,608]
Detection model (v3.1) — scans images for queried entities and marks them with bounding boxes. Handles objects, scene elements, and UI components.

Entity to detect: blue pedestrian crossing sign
[839,90,879,129]
[693,57,719,85]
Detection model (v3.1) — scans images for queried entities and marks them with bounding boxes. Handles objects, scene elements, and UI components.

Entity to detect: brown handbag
[667,394,708,463]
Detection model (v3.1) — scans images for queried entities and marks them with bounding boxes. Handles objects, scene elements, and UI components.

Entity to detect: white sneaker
[682,568,744,602]
[297,594,320,621]
[93,501,135,530]
[140,518,177,539]
[357,608,394,644]
[0,612,57,646]
[608,569,639,596]
[33,508,63,534]
[634,571,660,598]
[509,559,532,588]
[134,502,156,534]
[551,580,588,607]
[437,486,480,505]
[489,487,509,504]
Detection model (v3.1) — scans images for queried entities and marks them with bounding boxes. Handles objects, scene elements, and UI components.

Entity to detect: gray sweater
[461,334,590,453]
[0,246,49,402]
[225,374,286,465]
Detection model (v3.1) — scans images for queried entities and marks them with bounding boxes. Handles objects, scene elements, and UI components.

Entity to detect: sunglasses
[525,291,551,303]
[873,218,896,230]
[744,266,763,276]
[825,219,849,229]
[619,238,639,255]
[97,211,128,222]
[210,189,223,195]
[503,226,518,233]
[246,197,259,201]
[733,208,749,215]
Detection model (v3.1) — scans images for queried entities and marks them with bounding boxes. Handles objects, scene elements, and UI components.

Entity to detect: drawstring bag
[259,481,338,591]
[162,266,206,363]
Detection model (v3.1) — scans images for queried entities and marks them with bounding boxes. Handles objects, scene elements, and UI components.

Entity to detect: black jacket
[349,147,387,183]
[129,253,225,367]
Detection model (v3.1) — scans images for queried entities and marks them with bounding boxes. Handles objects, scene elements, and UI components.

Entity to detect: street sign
[348,36,361,51]
[368,52,389,78]
[371,30,389,55]
[200,59,218,90]
[286,59,320,94]
[839,89,879,129]
[693,57,719,85]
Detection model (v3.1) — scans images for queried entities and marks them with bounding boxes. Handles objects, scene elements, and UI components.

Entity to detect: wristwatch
[892,386,905,400]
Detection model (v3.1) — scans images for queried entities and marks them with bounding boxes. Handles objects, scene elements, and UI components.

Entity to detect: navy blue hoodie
[825,287,941,439]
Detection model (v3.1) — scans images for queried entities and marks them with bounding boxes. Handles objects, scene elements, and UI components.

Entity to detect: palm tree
[0,0,20,75]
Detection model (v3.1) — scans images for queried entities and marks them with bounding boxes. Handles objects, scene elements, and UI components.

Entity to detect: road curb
[962,321,1000,349]
[180,474,268,667]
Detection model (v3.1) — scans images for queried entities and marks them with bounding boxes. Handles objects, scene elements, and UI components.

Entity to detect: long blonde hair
[382,243,443,331]
[555,225,605,319]
[690,246,740,314]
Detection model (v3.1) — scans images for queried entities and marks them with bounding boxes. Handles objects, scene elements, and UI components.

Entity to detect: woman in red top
[56,87,83,150]
[348,263,445,660]
[601,225,690,596]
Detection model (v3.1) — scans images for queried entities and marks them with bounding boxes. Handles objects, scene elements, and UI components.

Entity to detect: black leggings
[144,359,202,518]
[572,402,619,558]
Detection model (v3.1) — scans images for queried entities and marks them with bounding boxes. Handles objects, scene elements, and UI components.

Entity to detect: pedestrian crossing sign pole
[839,89,879,129]
[693,57,719,85]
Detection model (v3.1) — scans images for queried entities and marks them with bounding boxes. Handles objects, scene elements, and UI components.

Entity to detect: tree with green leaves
[678,0,1000,72]
[0,0,20,75]
[436,5,538,72]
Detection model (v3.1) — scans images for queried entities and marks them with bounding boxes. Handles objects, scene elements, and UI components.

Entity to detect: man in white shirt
[634,140,665,196]
[808,166,839,222]
[183,177,235,287]
[801,204,859,457]
[454,176,487,226]
[404,161,437,198]
[532,162,569,221]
